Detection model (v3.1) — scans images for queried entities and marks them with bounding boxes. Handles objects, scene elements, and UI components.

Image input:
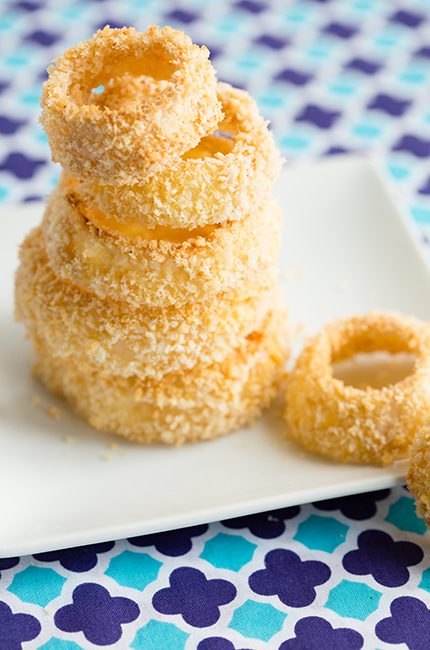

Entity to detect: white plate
[1,156,428,557]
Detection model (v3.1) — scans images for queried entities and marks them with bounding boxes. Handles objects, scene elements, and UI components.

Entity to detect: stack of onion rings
[17,227,279,380]
[15,25,287,444]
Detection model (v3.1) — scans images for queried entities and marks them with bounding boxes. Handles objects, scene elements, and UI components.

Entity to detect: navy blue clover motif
[223,506,300,539]
[24,29,61,47]
[326,146,351,156]
[165,9,199,24]
[0,116,26,135]
[390,9,426,28]
[198,638,249,650]
[254,34,289,50]
[367,93,411,117]
[274,68,313,86]
[235,0,266,14]
[393,134,430,158]
[295,104,341,129]
[12,1,42,10]
[343,530,423,587]
[322,22,358,39]
[55,583,139,645]
[249,549,330,606]
[419,176,430,195]
[415,46,430,59]
[376,596,430,650]
[344,57,382,75]
[315,489,389,520]
[34,541,114,572]
[0,152,46,179]
[129,524,208,556]
[0,556,19,572]
[0,601,41,649]
[280,617,363,650]
[153,567,236,627]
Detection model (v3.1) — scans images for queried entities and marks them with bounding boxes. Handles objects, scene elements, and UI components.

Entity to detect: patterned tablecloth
[2,0,430,648]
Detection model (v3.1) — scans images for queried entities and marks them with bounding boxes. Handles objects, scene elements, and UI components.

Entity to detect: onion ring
[40,25,222,183]
[32,309,288,444]
[285,312,430,465]
[42,181,281,308]
[76,83,282,229]
[16,227,278,379]
[407,432,430,525]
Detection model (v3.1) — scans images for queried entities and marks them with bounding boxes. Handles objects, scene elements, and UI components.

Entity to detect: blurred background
[1,0,430,243]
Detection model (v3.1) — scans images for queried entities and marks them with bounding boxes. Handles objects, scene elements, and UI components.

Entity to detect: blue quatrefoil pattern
[1,487,430,648]
[3,0,430,648]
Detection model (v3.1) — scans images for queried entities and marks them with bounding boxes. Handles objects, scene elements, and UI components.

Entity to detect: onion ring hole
[332,351,416,390]
[77,43,180,109]
[183,131,235,159]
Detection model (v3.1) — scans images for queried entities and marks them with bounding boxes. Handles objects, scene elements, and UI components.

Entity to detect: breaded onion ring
[285,312,430,466]
[407,431,430,525]
[32,309,288,444]
[16,227,278,379]
[76,83,282,229]
[42,182,281,308]
[40,26,222,183]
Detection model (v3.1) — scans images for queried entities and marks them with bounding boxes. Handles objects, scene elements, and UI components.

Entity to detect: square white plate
[1,156,428,557]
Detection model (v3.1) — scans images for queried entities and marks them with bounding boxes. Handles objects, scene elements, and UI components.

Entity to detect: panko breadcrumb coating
[285,312,430,466]
[16,227,279,379]
[40,26,222,183]
[76,83,283,229]
[42,181,282,308]
[407,431,430,525]
[33,309,288,444]
[16,25,287,444]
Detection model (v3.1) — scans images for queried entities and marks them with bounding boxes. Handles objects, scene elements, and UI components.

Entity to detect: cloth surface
[2,0,430,648]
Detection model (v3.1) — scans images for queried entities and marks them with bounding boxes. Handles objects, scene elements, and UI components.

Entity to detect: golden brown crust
[42,181,282,308]
[40,25,222,183]
[33,309,288,444]
[76,83,282,229]
[20,26,288,445]
[16,227,279,379]
[285,312,430,465]
[407,431,430,525]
